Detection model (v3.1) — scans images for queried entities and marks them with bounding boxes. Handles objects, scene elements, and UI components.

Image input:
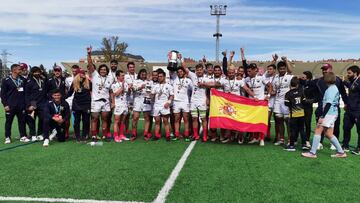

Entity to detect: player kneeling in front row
[43,89,70,147]
[151,71,174,141]
[302,72,346,158]
[111,70,130,143]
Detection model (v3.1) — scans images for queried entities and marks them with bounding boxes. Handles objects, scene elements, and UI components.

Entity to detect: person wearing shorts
[302,72,346,158]
[151,70,174,141]
[111,70,130,143]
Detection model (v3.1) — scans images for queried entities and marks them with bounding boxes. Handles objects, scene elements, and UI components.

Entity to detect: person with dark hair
[25,66,48,142]
[264,62,277,141]
[67,69,92,142]
[283,77,308,151]
[130,69,153,141]
[300,70,315,148]
[302,72,346,158]
[151,71,174,141]
[111,70,129,142]
[171,66,193,141]
[343,65,360,154]
[124,61,137,136]
[1,64,28,144]
[310,63,348,150]
[205,63,214,79]
[19,63,30,79]
[148,70,159,138]
[273,56,294,146]
[86,46,113,142]
[42,89,70,147]
[245,63,272,146]
[46,66,66,100]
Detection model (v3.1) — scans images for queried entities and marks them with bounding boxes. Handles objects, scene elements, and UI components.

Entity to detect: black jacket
[25,76,48,108]
[46,76,66,99]
[67,81,92,111]
[1,75,26,109]
[43,100,70,123]
[344,78,360,112]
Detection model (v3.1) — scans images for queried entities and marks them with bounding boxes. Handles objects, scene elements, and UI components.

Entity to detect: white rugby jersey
[188,72,211,103]
[152,83,174,107]
[245,75,268,100]
[91,71,112,101]
[273,73,293,100]
[108,71,117,84]
[133,79,153,101]
[220,77,246,96]
[171,75,193,102]
[125,73,137,103]
[111,81,128,106]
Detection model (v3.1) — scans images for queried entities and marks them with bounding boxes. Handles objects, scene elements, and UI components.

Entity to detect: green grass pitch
[0,108,360,203]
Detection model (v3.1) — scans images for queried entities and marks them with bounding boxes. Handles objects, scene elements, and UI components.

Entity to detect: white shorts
[274,99,289,117]
[190,102,207,118]
[91,100,111,113]
[268,97,275,110]
[133,99,152,112]
[173,101,190,113]
[114,105,128,116]
[153,105,171,117]
[320,115,337,128]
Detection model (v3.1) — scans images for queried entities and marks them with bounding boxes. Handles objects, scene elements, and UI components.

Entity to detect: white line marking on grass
[153,141,197,203]
[0,196,145,203]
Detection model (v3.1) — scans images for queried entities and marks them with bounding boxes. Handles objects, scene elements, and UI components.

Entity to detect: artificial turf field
[0,108,360,203]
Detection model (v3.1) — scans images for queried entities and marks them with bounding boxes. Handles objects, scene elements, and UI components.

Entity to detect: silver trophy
[167,50,180,71]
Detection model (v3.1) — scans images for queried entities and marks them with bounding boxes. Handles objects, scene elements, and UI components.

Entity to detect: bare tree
[101,36,128,62]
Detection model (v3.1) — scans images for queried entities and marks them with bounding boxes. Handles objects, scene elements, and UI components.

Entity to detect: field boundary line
[153,140,197,203]
[0,196,146,203]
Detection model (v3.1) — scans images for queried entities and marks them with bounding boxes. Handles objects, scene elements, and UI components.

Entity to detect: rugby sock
[259,132,265,141]
[147,132,152,138]
[203,127,208,141]
[184,131,190,138]
[155,132,161,139]
[330,136,344,154]
[165,131,171,138]
[119,124,125,136]
[132,129,137,137]
[175,131,180,138]
[310,134,321,154]
[144,131,148,138]
[102,128,107,138]
[193,128,199,139]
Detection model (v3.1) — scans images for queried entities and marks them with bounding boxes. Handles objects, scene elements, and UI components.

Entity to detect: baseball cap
[19,63,28,70]
[75,69,85,75]
[53,66,62,71]
[321,63,332,70]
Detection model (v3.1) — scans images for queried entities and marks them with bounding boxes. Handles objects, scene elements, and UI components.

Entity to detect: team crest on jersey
[219,102,237,118]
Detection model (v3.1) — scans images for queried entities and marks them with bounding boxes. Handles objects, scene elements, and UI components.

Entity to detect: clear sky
[0,0,359,69]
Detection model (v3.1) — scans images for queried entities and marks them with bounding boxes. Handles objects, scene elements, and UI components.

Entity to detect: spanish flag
[209,89,268,134]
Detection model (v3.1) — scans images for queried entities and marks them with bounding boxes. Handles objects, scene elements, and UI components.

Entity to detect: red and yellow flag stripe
[209,89,268,134]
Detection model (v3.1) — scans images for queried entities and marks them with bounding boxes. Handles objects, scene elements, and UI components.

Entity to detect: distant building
[79,50,145,63]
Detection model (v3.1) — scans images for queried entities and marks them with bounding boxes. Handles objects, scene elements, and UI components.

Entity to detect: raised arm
[281,56,293,74]
[240,48,249,77]
[87,46,95,75]
[271,54,278,65]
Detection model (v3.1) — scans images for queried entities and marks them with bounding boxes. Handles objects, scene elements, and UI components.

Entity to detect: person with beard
[311,63,348,150]
[342,65,360,154]
[148,70,159,139]
[124,62,137,136]
[87,46,113,142]
[131,69,153,141]
[42,89,70,147]
[1,64,28,144]
[273,57,294,146]
[46,66,66,100]
[67,69,92,142]
[25,66,48,142]
[171,67,193,141]
[106,59,119,138]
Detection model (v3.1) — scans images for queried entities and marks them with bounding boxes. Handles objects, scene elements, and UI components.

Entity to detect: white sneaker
[49,129,57,141]
[43,139,49,147]
[306,141,311,148]
[4,137,11,144]
[248,138,259,144]
[37,135,44,141]
[20,137,30,143]
[317,143,323,150]
[31,136,37,142]
[330,144,336,151]
[274,140,284,146]
[238,138,244,145]
[260,140,265,146]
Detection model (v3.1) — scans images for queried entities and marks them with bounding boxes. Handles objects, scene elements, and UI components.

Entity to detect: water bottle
[88,141,103,147]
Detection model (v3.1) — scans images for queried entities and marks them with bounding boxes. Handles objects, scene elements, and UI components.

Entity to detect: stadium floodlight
[210,4,227,62]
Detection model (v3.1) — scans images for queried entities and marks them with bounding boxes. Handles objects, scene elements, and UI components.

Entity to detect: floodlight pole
[210,5,227,62]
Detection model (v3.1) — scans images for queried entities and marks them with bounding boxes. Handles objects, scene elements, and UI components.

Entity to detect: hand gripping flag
[209,89,268,134]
